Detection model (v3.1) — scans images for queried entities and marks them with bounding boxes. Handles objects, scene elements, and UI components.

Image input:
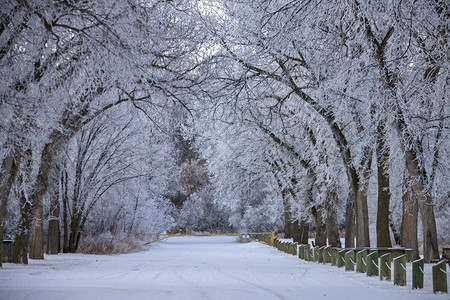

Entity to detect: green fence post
[345,250,355,271]
[366,251,379,277]
[293,243,298,256]
[412,258,424,289]
[324,246,332,264]
[356,249,368,273]
[318,246,324,263]
[313,246,319,262]
[337,249,346,268]
[304,244,310,261]
[379,253,391,281]
[331,248,338,266]
[393,254,407,286]
[432,259,448,294]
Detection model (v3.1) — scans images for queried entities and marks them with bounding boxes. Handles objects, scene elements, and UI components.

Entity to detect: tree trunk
[68,212,82,253]
[326,190,341,248]
[355,159,371,247]
[47,176,60,254]
[12,149,33,264]
[400,178,419,260]
[309,205,327,247]
[62,170,69,253]
[12,187,33,264]
[28,201,44,259]
[283,195,293,239]
[376,125,392,248]
[299,217,309,244]
[0,150,20,267]
[292,218,309,244]
[344,192,355,248]
[292,220,300,243]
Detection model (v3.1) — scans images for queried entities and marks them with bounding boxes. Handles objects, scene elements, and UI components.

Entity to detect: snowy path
[0,236,447,300]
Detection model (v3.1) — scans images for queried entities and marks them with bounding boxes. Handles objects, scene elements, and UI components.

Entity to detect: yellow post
[270,232,275,246]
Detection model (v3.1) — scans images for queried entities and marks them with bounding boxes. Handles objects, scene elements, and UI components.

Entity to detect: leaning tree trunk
[376,124,392,248]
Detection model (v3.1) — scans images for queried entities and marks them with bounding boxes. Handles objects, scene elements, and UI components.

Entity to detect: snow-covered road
[0,236,447,300]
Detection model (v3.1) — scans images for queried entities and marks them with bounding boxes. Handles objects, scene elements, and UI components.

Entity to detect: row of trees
[0,0,448,265]
[193,0,448,262]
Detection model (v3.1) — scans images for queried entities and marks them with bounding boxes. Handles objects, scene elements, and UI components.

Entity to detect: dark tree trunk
[12,188,33,264]
[400,179,419,260]
[283,198,293,239]
[309,205,327,247]
[376,125,392,248]
[298,217,309,244]
[292,220,300,243]
[47,176,60,254]
[12,149,33,264]
[0,150,20,267]
[326,190,341,248]
[355,159,371,247]
[28,203,44,259]
[344,192,355,248]
[62,171,69,253]
[68,212,82,253]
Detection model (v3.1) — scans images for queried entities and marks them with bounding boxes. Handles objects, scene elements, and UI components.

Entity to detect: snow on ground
[0,236,448,300]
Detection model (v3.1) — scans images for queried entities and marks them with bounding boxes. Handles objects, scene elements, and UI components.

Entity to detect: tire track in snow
[216,268,286,300]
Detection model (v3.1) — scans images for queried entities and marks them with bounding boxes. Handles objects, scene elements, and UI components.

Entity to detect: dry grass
[77,232,142,255]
